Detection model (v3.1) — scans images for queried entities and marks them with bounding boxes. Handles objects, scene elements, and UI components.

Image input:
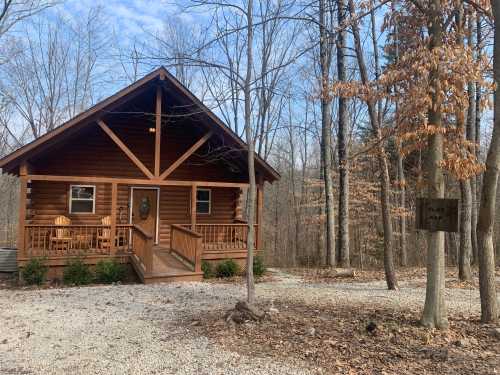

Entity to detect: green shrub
[201,260,214,279]
[253,256,266,277]
[215,259,240,278]
[94,259,126,284]
[63,257,92,285]
[21,257,48,285]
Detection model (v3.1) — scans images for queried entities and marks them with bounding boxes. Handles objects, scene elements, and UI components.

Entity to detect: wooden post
[154,85,162,177]
[191,184,197,231]
[145,236,154,273]
[234,188,243,221]
[17,175,28,259]
[194,236,202,273]
[256,180,264,250]
[110,182,117,254]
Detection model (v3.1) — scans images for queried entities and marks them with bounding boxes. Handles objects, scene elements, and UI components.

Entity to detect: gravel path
[0,270,497,375]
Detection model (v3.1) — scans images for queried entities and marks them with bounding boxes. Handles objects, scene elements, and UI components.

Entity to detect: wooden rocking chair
[97,216,112,251]
[50,215,72,252]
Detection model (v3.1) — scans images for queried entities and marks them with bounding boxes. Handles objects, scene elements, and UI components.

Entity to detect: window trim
[196,188,211,215]
[69,185,96,214]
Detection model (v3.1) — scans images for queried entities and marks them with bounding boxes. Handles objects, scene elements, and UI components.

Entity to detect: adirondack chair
[97,216,112,250]
[50,215,72,252]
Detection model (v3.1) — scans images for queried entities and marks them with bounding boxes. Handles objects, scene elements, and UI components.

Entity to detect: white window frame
[196,188,211,215]
[69,185,96,214]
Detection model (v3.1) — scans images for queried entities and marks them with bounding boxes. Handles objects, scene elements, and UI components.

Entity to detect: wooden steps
[130,246,203,283]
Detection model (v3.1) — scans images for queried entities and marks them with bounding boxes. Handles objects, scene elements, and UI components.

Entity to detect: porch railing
[179,223,258,251]
[170,224,202,272]
[130,225,154,273]
[23,224,133,258]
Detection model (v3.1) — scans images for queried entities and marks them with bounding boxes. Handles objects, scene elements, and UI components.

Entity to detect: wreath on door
[139,197,151,220]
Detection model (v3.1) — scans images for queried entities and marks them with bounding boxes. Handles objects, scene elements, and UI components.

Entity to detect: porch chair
[97,216,112,251]
[50,215,72,252]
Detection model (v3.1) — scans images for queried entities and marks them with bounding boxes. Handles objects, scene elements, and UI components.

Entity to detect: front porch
[19,177,262,283]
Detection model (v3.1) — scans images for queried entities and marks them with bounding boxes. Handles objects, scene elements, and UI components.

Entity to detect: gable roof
[0,66,279,181]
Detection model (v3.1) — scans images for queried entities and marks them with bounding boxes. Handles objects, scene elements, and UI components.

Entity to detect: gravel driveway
[0,270,497,375]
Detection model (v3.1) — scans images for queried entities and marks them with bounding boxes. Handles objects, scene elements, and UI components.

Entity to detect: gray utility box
[0,248,17,272]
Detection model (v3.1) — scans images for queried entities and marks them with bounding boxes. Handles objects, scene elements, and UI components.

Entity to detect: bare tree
[319,0,336,267]
[336,0,350,268]
[0,8,108,141]
[348,0,397,289]
[476,0,498,324]
[0,0,54,40]
[456,3,473,282]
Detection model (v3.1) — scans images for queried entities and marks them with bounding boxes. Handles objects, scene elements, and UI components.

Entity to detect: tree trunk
[421,0,448,329]
[474,13,483,265]
[457,7,473,282]
[319,0,336,267]
[476,0,499,324]
[459,180,473,281]
[398,152,408,266]
[244,0,256,305]
[348,0,397,289]
[391,2,407,268]
[337,0,350,268]
[379,154,398,290]
[467,18,479,266]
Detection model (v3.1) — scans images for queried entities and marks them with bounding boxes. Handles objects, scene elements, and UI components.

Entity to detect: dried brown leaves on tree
[331,1,492,181]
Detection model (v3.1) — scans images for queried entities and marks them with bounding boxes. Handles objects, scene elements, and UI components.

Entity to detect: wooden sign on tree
[416,198,459,233]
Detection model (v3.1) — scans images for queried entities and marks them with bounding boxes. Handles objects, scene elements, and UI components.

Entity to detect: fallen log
[322,268,356,278]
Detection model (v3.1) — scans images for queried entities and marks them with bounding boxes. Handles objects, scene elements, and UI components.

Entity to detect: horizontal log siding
[29,182,239,248]
[29,181,130,226]
[32,126,146,179]
[158,186,190,245]
[158,186,239,246]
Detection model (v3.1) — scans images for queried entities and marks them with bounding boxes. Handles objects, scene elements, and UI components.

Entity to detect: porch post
[154,85,162,177]
[256,179,264,250]
[17,175,28,259]
[191,183,197,230]
[234,188,243,221]
[110,182,118,254]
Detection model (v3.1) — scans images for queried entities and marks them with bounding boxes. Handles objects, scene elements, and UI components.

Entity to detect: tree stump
[225,301,265,324]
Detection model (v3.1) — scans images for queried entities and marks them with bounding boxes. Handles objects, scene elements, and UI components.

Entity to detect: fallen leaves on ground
[285,267,500,290]
[186,301,500,375]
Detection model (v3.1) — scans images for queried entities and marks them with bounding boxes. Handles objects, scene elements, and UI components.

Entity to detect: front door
[131,188,158,243]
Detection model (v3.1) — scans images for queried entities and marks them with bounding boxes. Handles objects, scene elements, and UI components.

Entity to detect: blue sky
[62,0,193,39]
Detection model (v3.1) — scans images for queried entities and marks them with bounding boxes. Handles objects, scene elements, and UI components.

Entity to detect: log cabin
[0,67,279,283]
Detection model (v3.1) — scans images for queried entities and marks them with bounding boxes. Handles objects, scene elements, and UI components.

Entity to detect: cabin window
[196,188,211,214]
[69,185,96,214]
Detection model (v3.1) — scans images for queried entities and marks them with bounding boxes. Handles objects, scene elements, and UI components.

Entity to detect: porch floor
[151,247,193,275]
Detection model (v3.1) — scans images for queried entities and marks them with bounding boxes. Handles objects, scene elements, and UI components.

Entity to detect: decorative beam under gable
[159,131,213,180]
[97,120,155,180]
